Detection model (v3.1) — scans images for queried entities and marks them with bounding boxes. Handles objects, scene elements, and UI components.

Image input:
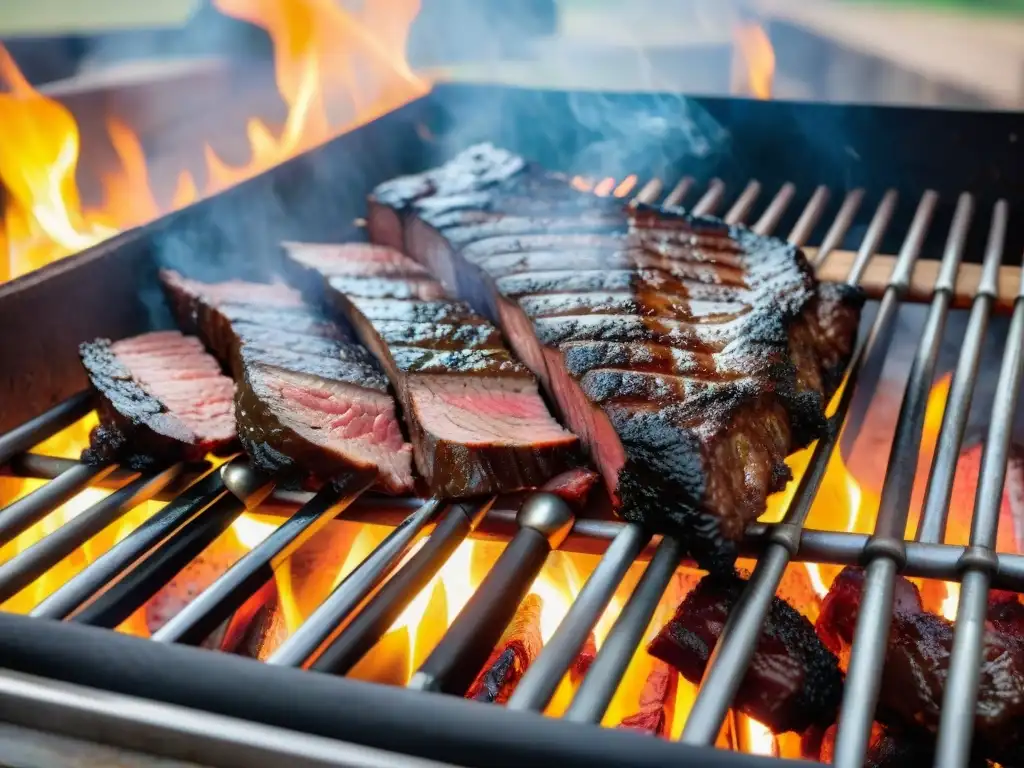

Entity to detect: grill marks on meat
[817,567,1024,766]
[369,143,863,565]
[160,269,413,492]
[284,242,580,498]
[80,331,235,469]
[648,572,843,735]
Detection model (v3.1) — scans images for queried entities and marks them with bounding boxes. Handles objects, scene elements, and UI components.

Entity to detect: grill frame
[1,84,1024,766]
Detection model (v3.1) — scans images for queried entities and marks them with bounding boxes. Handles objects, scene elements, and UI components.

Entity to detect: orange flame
[731,20,775,100]
[0,0,430,283]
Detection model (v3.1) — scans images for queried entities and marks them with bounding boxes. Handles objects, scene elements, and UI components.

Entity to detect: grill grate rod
[0,392,92,467]
[0,462,117,546]
[152,474,375,646]
[507,523,650,712]
[813,188,866,268]
[30,469,227,621]
[68,461,274,629]
[679,189,923,745]
[832,192,986,768]
[933,243,1024,767]
[408,494,575,696]
[267,497,445,667]
[0,463,183,604]
[294,499,492,672]
[916,201,1009,544]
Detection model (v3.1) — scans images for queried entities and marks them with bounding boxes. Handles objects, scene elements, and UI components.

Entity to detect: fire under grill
[0,90,1024,768]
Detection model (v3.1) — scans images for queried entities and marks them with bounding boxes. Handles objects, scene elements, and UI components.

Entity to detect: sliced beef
[648,572,843,735]
[283,242,580,498]
[368,143,864,565]
[816,567,1024,766]
[80,331,236,469]
[160,269,413,493]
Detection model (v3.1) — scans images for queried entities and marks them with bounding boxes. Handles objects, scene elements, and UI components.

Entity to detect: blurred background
[2,0,1023,282]
[3,0,1024,108]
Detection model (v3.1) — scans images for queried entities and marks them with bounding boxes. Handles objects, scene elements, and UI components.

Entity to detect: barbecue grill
[0,84,1023,768]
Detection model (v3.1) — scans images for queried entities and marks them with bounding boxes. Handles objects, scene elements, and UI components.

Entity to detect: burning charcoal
[616,660,678,737]
[79,332,236,469]
[466,594,543,704]
[570,632,597,686]
[814,723,988,768]
[817,567,1024,765]
[949,442,1024,553]
[648,572,843,734]
[988,590,1024,636]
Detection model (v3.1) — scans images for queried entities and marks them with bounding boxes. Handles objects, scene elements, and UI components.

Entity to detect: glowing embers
[0,0,430,282]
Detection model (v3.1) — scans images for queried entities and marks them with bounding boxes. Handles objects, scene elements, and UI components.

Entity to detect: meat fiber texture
[647,572,843,735]
[283,242,580,499]
[817,567,1024,766]
[159,269,413,493]
[80,331,236,469]
[368,143,864,567]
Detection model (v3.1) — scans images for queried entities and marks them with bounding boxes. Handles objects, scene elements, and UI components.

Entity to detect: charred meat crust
[648,572,843,734]
[283,243,582,498]
[369,143,864,566]
[160,269,414,493]
[80,337,234,470]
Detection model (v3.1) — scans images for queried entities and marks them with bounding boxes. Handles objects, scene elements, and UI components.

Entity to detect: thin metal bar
[813,188,865,267]
[8,454,207,498]
[266,497,445,668]
[752,183,796,236]
[0,462,116,546]
[31,469,227,620]
[833,193,948,768]
[0,392,93,467]
[564,537,683,724]
[304,500,491,673]
[724,181,761,225]
[934,263,1024,767]
[153,475,375,646]
[844,190,900,284]
[0,464,183,604]
[682,192,936,746]
[691,179,726,216]
[788,185,829,246]
[632,179,663,205]
[917,200,1008,544]
[662,176,694,208]
[508,524,650,712]
[679,196,921,745]
[70,463,274,629]
[408,494,574,696]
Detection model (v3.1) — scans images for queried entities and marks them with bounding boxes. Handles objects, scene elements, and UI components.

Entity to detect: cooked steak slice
[283,242,581,498]
[159,269,413,493]
[369,144,864,565]
[649,572,842,735]
[80,331,236,469]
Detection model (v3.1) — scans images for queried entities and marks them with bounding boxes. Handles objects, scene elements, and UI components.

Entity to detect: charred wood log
[466,593,543,704]
[617,660,678,738]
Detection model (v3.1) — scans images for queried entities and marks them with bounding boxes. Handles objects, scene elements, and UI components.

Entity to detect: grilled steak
[160,270,413,492]
[368,144,864,565]
[817,567,1024,766]
[648,572,843,735]
[80,331,236,469]
[283,242,580,498]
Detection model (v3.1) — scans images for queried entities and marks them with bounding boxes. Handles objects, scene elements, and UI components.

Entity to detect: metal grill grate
[2,175,1023,768]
